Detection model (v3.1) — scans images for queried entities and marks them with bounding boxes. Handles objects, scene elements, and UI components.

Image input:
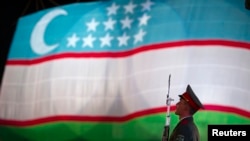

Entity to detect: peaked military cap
[179,84,204,111]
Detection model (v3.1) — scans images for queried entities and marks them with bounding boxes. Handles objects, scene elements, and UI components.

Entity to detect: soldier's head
[175,85,204,117]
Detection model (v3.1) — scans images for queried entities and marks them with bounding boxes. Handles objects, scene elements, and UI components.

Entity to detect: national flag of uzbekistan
[0,0,250,141]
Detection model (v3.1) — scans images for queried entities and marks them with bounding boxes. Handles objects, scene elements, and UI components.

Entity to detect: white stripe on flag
[1,45,250,120]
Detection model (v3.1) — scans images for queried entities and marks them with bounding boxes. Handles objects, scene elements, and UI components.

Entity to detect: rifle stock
[162,125,170,141]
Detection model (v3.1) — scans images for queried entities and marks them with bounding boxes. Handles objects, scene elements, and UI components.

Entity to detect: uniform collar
[180,116,193,121]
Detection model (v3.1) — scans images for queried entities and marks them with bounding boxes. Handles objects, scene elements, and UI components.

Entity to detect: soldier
[169,85,204,141]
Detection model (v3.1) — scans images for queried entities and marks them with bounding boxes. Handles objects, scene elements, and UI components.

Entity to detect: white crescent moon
[30,9,68,55]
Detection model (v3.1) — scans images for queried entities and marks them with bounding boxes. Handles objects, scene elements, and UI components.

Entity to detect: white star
[120,16,133,29]
[141,0,154,11]
[67,33,80,47]
[138,13,151,26]
[103,17,116,31]
[100,33,114,47]
[124,1,137,14]
[134,29,146,44]
[107,2,120,16]
[117,33,130,47]
[86,18,99,32]
[82,34,96,48]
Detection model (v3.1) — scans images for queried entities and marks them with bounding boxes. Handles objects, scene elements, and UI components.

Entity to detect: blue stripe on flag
[8,0,250,59]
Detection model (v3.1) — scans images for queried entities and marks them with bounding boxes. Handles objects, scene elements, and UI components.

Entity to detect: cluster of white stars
[67,0,154,48]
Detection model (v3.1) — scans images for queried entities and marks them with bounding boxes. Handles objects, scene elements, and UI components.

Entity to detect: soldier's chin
[174,111,180,115]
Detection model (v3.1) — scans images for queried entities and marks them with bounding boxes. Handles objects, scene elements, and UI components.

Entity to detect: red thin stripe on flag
[7,39,250,66]
[0,104,249,127]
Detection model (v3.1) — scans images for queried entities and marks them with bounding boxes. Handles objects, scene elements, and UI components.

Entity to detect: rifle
[161,74,174,141]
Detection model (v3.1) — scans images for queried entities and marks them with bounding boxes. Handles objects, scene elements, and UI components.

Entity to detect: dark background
[1,0,98,87]
[1,0,250,87]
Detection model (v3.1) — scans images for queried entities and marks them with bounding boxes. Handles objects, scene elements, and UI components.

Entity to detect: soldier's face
[175,98,190,116]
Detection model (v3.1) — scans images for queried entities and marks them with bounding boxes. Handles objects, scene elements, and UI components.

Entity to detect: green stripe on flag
[0,111,249,141]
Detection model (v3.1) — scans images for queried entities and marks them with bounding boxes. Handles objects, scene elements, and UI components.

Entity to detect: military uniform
[169,85,203,141]
[169,116,200,141]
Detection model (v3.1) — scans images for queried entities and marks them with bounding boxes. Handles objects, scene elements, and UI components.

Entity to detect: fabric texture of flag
[0,0,250,141]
